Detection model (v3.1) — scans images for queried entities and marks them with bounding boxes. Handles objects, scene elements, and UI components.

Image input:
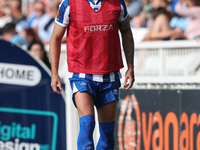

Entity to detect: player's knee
[78,115,95,150]
[96,122,115,150]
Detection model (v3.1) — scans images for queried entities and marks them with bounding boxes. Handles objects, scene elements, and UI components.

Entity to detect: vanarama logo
[118,95,200,150]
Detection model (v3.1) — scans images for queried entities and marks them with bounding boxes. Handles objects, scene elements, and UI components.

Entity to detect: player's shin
[96,122,115,150]
[78,115,95,150]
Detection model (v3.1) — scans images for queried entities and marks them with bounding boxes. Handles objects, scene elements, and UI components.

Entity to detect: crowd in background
[0,0,200,67]
[126,0,200,41]
[0,0,60,68]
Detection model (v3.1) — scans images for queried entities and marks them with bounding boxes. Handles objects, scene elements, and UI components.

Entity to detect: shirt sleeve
[118,0,128,22]
[55,0,70,27]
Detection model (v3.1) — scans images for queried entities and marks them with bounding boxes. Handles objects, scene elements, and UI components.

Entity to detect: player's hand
[51,74,62,94]
[124,69,135,90]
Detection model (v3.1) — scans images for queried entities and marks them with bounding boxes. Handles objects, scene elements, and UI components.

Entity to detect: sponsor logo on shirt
[84,24,113,32]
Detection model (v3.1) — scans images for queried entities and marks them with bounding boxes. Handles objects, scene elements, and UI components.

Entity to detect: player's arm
[118,16,135,90]
[49,23,66,94]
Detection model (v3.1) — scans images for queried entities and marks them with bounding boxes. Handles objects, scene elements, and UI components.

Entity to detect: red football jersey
[67,0,124,74]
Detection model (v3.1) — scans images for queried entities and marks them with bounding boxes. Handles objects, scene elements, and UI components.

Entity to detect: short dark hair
[2,22,16,33]
[28,41,45,51]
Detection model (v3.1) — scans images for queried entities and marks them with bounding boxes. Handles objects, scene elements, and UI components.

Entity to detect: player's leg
[97,100,117,123]
[75,91,95,117]
[95,80,120,150]
[74,91,95,150]
[96,100,118,150]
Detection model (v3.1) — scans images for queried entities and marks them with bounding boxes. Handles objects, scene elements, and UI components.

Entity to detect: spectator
[31,1,46,29]
[0,10,12,29]
[9,0,26,24]
[19,28,41,43]
[0,0,11,15]
[125,0,143,19]
[143,0,200,41]
[43,0,62,5]
[168,0,179,11]
[0,0,12,28]
[132,0,172,28]
[15,0,61,44]
[26,0,36,18]
[36,0,57,44]
[172,0,200,40]
[15,1,45,34]
[142,7,179,41]
[2,22,29,46]
[27,41,51,69]
[52,0,63,6]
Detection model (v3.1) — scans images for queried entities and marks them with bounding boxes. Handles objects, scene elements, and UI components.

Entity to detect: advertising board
[116,89,200,150]
[0,40,66,150]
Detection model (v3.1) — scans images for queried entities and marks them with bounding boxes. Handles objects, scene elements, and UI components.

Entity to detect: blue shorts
[69,78,121,109]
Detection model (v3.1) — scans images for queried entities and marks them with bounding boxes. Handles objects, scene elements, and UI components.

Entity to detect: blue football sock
[96,122,115,150]
[78,115,95,150]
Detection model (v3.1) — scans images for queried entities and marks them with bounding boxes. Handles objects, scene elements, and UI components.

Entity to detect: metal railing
[45,39,200,89]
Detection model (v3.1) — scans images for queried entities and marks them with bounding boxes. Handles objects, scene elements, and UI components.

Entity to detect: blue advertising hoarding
[0,40,66,150]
